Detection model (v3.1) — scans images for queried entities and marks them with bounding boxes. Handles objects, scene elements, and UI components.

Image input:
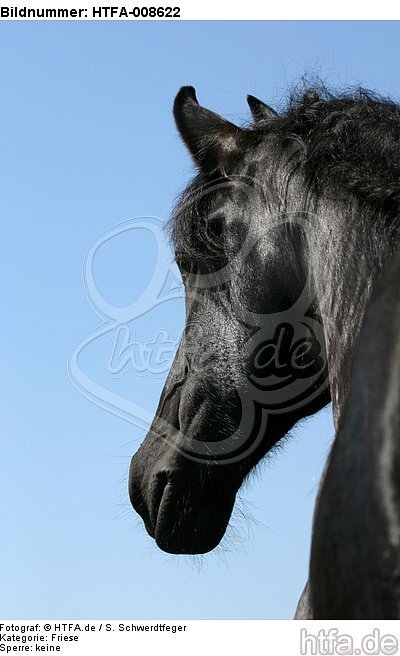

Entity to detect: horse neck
[307,199,399,428]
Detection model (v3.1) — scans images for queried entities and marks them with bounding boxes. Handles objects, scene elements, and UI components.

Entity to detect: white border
[1,0,400,20]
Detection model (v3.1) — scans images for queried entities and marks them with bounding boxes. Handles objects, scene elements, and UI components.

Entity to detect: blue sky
[2,20,400,619]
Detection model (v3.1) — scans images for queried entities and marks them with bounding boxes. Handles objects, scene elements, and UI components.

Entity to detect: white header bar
[0,0,400,20]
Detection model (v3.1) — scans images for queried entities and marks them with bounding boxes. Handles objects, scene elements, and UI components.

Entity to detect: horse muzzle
[129,447,237,554]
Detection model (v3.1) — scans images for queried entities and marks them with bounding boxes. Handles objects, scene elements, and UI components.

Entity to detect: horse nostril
[149,471,169,529]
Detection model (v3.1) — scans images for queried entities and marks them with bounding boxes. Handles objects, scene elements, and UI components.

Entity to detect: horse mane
[267,85,400,223]
[168,85,400,258]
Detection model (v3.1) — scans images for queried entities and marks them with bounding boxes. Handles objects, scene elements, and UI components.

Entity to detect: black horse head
[129,86,331,554]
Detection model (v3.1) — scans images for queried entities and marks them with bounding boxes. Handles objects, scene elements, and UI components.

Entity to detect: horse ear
[247,94,278,122]
[173,86,242,174]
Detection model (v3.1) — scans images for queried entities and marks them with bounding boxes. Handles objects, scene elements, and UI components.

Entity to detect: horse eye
[207,216,224,238]
[175,255,193,280]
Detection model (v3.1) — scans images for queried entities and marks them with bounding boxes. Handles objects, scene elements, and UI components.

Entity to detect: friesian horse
[129,85,400,618]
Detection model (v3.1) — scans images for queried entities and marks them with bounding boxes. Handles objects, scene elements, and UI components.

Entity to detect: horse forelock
[167,85,400,262]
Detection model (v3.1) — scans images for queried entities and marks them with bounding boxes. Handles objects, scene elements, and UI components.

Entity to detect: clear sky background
[2,20,400,620]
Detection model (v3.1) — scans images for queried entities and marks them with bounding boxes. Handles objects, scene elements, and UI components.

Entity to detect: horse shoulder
[309,248,400,618]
